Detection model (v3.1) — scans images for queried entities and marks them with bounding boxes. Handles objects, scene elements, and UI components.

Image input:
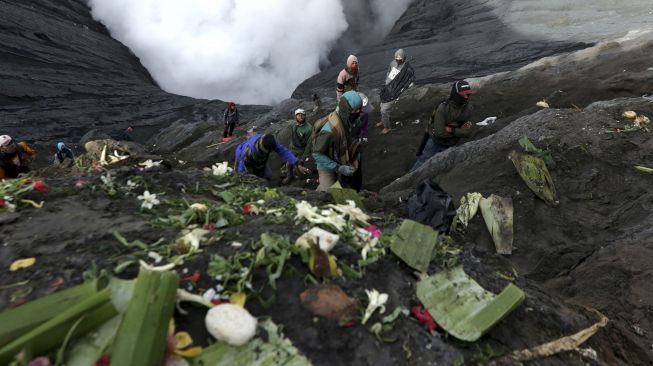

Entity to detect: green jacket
[287,120,313,159]
[427,100,473,146]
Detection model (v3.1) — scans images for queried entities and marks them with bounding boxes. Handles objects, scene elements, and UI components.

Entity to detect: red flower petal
[33,179,49,193]
[411,306,438,331]
[242,203,252,215]
[95,354,110,366]
[183,271,200,283]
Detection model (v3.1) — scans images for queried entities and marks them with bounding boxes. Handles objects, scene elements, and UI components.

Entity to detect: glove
[337,165,356,176]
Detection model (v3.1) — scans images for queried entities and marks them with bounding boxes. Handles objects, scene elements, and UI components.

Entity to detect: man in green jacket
[281,108,313,184]
[412,80,475,171]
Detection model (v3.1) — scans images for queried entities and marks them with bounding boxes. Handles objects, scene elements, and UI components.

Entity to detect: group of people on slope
[232,48,476,192]
[0,135,76,180]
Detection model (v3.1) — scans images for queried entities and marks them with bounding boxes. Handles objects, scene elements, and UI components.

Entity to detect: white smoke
[88,0,411,104]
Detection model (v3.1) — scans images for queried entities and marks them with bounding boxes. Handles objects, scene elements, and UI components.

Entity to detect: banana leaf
[329,181,364,209]
[0,280,103,347]
[416,266,525,342]
[479,194,514,255]
[390,220,439,272]
[192,320,311,366]
[510,150,559,206]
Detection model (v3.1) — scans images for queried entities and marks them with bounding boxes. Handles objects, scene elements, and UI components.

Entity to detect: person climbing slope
[0,135,35,179]
[312,91,362,192]
[412,80,475,171]
[223,102,239,139]
[53,142,75,164]
[377,48,415,134]
[281,108,313,184]
[235,133,310,179]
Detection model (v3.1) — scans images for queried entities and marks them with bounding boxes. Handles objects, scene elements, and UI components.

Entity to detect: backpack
[406,179,456,233]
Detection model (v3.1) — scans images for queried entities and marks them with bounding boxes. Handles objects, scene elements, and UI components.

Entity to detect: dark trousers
[411,139,448,172]
[223,123,236,138]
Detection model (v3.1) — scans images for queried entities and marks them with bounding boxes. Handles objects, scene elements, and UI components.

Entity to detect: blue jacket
[235,134,298,174]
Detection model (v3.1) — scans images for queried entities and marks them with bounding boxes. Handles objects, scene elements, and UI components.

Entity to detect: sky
[88,0,411,104]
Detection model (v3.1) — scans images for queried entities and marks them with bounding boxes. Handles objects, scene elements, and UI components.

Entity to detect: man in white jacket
[377,49,414,134]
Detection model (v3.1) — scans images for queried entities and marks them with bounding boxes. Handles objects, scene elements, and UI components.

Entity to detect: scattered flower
[137,190,160,210]
[242,202,261,215]
[0,197,4,207]
[328,200,370,224]
[204,223,217,231]
[176,228,209,254]
[148,251,163,263]
[295,201,347,231]
[411,306,437,331]
[231,241,243,249]
[139,159,163,169]
[183,271,201,283]
[100,172,114,186]
[126,179,138,189]
[190,203,208,212]
[32,179,49,193]
[10,257,36,271]
[210,162,233,176]
[366,224,382,238]
[362,289,388,325]
[75,179,88,188]
[27,357,51,366]
[95,354,110,366]
[202,288,217,302]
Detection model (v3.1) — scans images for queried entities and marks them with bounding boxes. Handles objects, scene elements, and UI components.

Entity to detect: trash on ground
[299,285,357,320]
[510,150,559,206]
[407,180,456,233]
[536,100,550,108]
[455,192,482,228]
[493,310,608,364]
[479,194,514,255]
[416,266,525,342]
[296,227,340,252]
[205,303,257,346]
[476,116,497,126]
[623,111,637,119]
[9,257,36,271]
[635,165,653,173]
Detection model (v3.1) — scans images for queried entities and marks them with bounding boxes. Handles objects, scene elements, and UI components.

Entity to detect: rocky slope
[293,0,653,98]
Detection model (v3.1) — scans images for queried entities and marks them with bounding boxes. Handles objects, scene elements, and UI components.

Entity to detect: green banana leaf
[416,266,525,342]
[192,320,311,366]
[479,194,514,255]
[510,150,559,206]
[329,181,365,209]
[390,220,439,272]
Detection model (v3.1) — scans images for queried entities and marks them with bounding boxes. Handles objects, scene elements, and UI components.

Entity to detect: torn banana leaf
[518,136,554,167]
[390,220,439,273]
[0,279,104,347]
[67,279,136,366]
[456,192,483,228]
[479,194,514,255]
[329,181,365,209]
[510,150,559,206]
[416,266,525,342]
[192,319,311,366]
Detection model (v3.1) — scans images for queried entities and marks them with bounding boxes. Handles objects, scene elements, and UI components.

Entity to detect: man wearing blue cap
[54,142,75,164]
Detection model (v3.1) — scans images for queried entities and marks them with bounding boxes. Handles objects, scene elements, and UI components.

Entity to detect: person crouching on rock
[53,142,75,165]
[223,102,239,139]
[0,135,35,179]
[235,133,310,180]
[281,108,313,184]
[336,55,359,101]
[312,91,362,192]
[411,80,476,172]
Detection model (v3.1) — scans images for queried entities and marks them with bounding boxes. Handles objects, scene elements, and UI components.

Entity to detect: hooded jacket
[223,103,239,125]
[0,141,34,179]
[312,91,362,171]
[336,55,359,100]
[426,87,474,146]
[235,133,298,176]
